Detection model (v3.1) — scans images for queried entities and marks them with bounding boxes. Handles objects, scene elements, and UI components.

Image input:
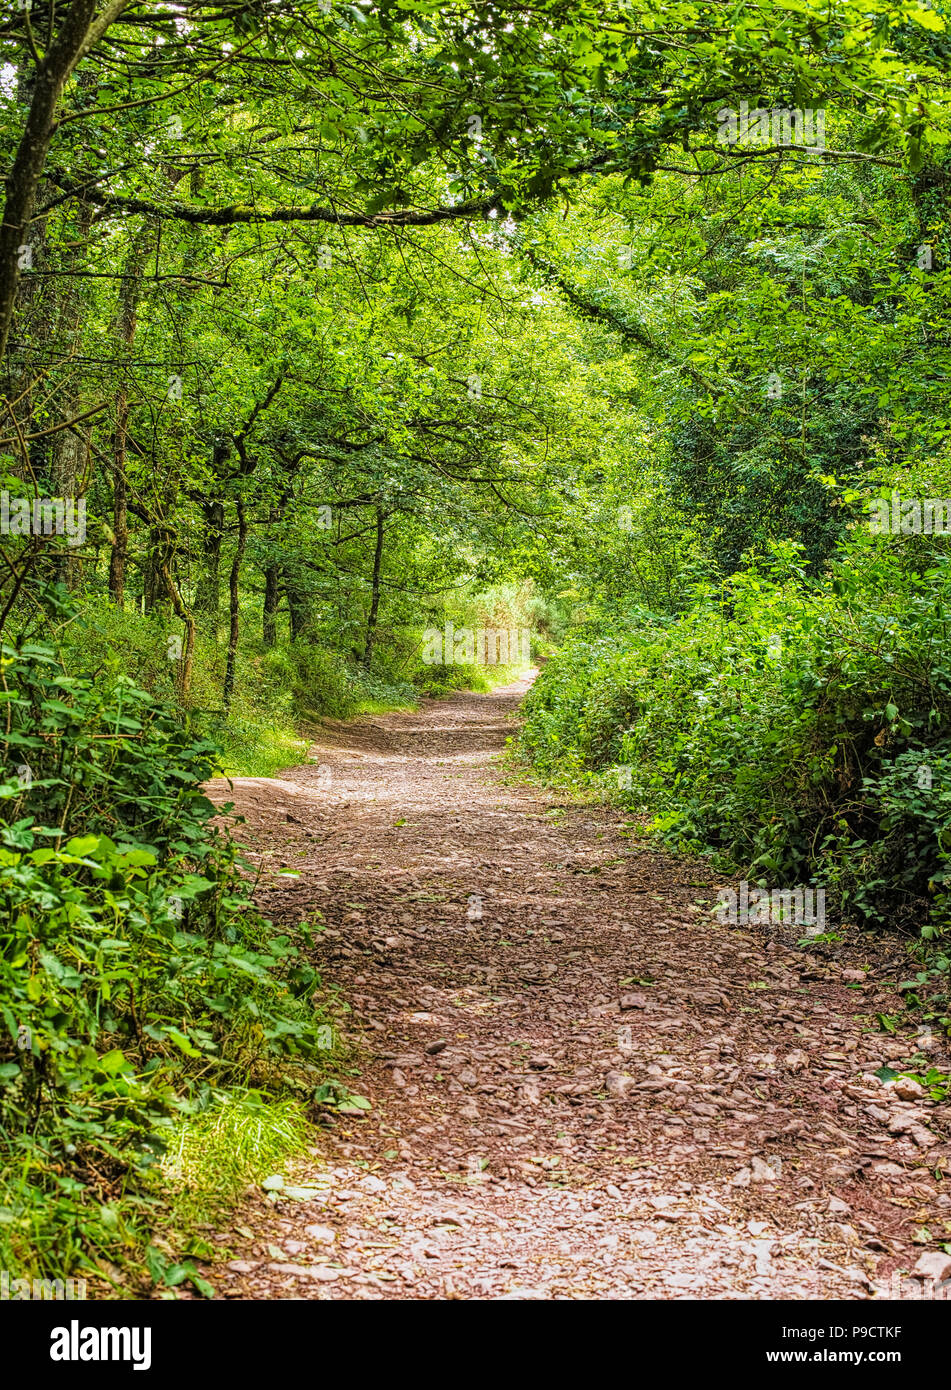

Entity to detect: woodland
[0,0,950,1306]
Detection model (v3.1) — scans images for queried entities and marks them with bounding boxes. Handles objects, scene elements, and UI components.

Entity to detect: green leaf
[98,1049,131,1075]
[63,834,100,857]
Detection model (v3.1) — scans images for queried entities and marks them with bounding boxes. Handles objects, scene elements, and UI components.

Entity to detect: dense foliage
[2,0,951,1293]
[0,607,330,1289]
[522,540,951,928]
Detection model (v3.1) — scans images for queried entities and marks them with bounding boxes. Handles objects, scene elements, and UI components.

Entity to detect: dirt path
[203,676,950,1301]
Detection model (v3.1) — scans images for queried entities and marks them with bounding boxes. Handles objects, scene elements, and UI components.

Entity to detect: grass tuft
[162,1090,312,1220]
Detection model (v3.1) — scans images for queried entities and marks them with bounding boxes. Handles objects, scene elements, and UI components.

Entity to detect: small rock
[888,1077,928,1101]
[888,1113,942,1147]
[426,1040,448,1055]
[828,1196,851,1215]
[304,1225,336,1244]
[731,1167,751,1188]
[619,993,648,1010]
[750,1156,781,1182]
[648,1195,677,1210]
[782,1050,808,1072]
[912,1251,951,1283]
[386,1054,420,1070]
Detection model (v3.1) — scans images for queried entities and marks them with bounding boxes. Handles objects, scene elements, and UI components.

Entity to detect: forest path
[204,676,950,1301]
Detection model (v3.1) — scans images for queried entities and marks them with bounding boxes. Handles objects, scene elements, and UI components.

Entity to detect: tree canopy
[2,0,951,1304]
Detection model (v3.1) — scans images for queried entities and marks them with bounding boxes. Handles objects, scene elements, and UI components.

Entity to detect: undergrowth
[0,598,338,1295]
[520,535,951,1042]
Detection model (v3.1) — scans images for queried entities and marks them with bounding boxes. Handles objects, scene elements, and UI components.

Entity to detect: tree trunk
[144,521,174,615]
[194,497,225,630]
[109,416,129,605]
[48,191,94,589]
[0,0,128,366]
[158,552,195,704]
[362,507,384,666]
[263,564,280,647]
[109,226,150,606]
[285,573,309,642]
[224,501,247,710]
[49,422,86,587]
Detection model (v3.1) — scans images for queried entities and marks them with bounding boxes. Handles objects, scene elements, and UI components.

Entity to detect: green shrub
[0,634,328,1288]
[521,539,951,953]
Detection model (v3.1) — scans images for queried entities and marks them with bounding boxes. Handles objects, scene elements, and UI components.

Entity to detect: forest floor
[201,675,951,1301]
